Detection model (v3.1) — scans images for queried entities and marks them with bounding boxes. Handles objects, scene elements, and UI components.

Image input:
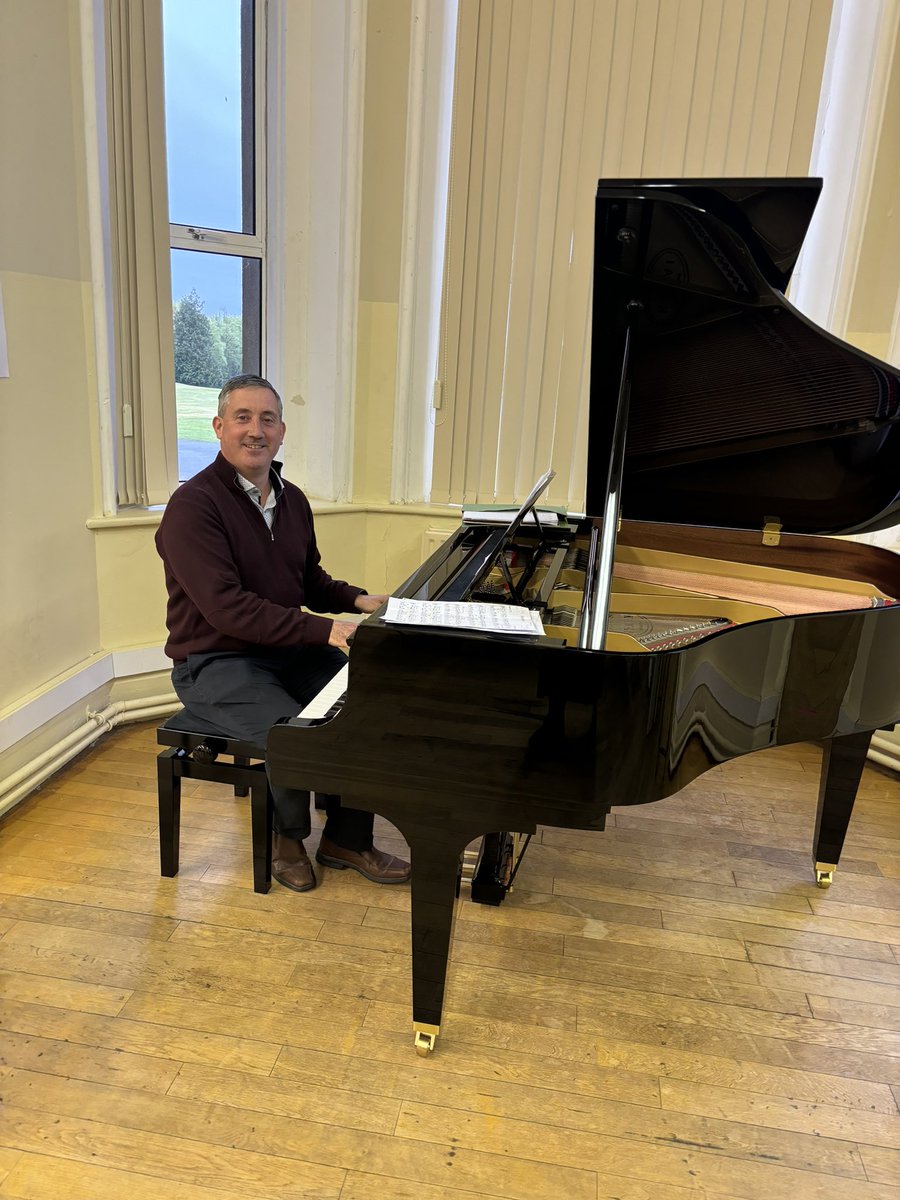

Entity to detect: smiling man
[155,374,409,892]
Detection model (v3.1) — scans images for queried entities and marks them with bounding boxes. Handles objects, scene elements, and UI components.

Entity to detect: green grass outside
[176,383,220,442]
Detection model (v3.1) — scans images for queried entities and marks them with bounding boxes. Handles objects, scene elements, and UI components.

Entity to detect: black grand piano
[268,178,900,1055]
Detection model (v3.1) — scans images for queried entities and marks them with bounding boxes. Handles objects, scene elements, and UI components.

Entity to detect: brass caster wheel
[413,1023,439,1056]
[815,861,836,889]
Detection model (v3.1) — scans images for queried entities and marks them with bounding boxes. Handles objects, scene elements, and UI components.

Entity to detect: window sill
[85,500,460,531]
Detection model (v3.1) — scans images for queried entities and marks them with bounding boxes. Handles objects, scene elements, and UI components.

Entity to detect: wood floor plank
[660,910,900,956]
[807,993,900,1031]
[0,919,297,992]
[745,941,900,985]
[658,1077,900,1149]
[6,808,160,838]
[0,1103,346,1199]
[362,1010,900,1114]
[573,981,900,1057]
[859,1144,900,1185]
[364,999,900,1089]
[0,856,370,930]
[388,1065,870,1178]
[0,970,130,1016]
[0,1151,23,1187]
[0,1029,181,1093]
[0,1068,597,1200]
[168,1062,402,1134]
[0,847,209,883]
[0,999,281,1075]
[0,894,178,941]
[275,1030,663,1107]
[444,950,815,1020]
[338,1174,511,1200]
[0,1154,279,1200]
[394,1099,896,1199]
[118,990,370,1056]
[550,873,816,917]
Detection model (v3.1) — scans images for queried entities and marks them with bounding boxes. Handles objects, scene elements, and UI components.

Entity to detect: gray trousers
[171,646,374,850]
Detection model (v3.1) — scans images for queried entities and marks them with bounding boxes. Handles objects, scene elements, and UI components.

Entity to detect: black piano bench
[156,710,274,894]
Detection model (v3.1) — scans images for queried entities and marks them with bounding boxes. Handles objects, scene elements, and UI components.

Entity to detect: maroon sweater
[155,453,363,660]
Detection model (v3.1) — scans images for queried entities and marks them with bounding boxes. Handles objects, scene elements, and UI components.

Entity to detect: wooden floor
[0,723,898,1199]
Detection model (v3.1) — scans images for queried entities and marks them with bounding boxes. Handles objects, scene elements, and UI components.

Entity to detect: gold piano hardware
[815,861,836,888]
[762,517,782,546]
[413,1021,440,1056]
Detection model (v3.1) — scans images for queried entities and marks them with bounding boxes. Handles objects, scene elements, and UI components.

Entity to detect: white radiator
[422,526,455,559]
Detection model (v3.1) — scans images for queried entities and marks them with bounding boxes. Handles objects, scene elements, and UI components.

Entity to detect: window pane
[162,0,255,234]
[172,248,261,480]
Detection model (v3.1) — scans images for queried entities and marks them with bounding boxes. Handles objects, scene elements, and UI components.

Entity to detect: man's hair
[217,374,283,419]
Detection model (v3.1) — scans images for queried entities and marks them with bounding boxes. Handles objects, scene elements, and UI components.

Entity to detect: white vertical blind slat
[433,0,833,510]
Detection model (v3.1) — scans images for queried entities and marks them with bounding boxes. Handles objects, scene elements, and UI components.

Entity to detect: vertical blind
[432,0,833,509]
[105,0,178,506]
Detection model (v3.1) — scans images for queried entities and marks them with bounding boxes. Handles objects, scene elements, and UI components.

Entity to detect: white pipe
[0,694,180,810]
[868,748,900,771]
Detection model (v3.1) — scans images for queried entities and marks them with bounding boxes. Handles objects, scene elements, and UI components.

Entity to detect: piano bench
[156,711,274,894]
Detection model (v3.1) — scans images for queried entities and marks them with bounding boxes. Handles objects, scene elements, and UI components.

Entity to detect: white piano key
[297,663,349,720]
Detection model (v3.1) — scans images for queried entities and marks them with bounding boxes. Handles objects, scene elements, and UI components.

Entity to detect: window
[162,0,264,481]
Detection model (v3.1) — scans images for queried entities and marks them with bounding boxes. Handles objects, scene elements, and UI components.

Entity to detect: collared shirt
[236,468,283,530]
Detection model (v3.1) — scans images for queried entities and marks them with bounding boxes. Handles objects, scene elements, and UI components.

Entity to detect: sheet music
[297,664,349,719]
[384,597,544,636]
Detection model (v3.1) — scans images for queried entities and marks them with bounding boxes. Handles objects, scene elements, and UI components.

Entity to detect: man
[155,373,409,893]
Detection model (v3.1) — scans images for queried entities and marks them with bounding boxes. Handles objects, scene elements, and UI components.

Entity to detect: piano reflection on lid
[269,177,900,1055]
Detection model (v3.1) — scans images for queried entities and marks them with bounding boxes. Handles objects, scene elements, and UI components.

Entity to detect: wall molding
[1,645,172,757]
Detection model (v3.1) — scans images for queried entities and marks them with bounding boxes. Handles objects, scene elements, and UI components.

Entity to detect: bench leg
[157,749,182,877]
[233,755,250,797]
[250,775,273,894]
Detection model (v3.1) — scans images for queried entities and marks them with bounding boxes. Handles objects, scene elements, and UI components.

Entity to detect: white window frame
[84,0,366,512]
[167,0,267,381]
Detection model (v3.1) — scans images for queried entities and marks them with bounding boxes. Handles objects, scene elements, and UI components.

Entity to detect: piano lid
[587,178,900,537]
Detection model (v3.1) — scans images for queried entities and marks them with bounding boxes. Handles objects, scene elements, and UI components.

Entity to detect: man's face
[212,386,285,479]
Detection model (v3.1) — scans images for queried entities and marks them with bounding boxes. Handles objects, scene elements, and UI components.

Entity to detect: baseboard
[0,648,178,820]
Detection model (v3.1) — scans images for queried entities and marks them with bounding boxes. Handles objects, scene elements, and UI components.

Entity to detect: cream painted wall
[355,301,400,503]
[4,0,898,780]
[0,1,102,710]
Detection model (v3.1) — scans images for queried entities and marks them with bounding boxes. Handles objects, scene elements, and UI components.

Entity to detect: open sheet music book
[384,598,545,636]
[463,507,561,525]
[462,469,558,531]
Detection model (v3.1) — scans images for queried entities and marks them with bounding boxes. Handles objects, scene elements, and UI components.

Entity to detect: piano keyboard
[297,664,349,720]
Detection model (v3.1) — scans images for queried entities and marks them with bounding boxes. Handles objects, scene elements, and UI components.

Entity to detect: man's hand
[328,620,359,651]
[354,593,388,614]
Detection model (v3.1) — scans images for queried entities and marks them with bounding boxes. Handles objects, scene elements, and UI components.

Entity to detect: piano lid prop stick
[581,320,635,650]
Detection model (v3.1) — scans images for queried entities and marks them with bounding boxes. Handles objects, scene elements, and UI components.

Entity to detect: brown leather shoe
[272,834,317,892]
[316,836,410,884]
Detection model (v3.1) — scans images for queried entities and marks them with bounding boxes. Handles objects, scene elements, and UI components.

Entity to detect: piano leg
[813,730,873,888]
[403,819,474,1056]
